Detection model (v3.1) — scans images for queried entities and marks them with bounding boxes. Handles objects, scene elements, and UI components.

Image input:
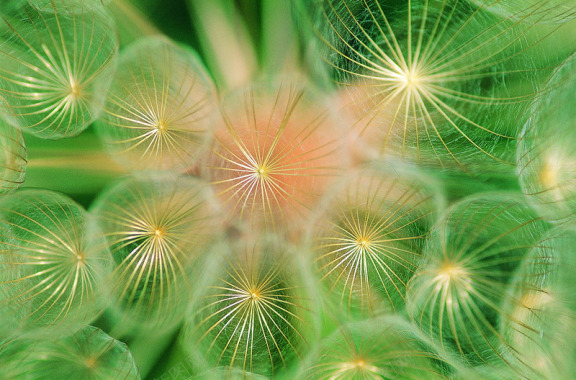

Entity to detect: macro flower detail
[206,80,350,232]
[0,1,118,138]
[311,160,441,315]
[312,0,558,167]
[301,318,448,379]
[406,193,548,367]
[91,174,218,331]
[0,189,111,338]
[96,36,217,172]
[186,238,313,376]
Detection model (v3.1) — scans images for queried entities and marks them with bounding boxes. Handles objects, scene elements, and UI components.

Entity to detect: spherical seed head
[206,79,350,233]
[91,174,218,332]
[0,190,111,338]
[317,0,554,167]
[97,36,216,172]
[312,161,439,315]
[302,318,448,379]
[187,238,314,376]
[0,3,118,139]
[407,193,549,366]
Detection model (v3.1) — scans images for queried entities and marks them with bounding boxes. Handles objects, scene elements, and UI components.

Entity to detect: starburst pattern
[191,241,309,375]
[0,190,110,338]
[312,0,558,167]
[97,36,216,172]
[91,175,217,330]
[0,1,118,138]
[313,161,440,314]
[406,193,548,368]
[0,114,27,193]
[302,317,448,379]
[206,80,349,232]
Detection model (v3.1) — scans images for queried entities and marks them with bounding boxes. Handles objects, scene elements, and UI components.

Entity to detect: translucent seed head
[518,53,576,222]
[0,190,111,338]
[312,0,556,167]
[301,317,450,379]
[204,79,351,233]
[91,174,220,332]
[499,227,576,379]
[0,2,118,138]
[406,192,549,366]
[184,236,315,376]
[97,36,216,172]
[310,159,443,316]
[2,326,140,380]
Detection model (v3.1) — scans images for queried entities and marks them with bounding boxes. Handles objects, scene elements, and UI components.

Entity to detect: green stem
[186,0,257,89]
[261,0,299,75]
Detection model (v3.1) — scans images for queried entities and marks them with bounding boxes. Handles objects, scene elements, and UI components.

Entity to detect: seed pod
[0,1,118,138]
[0,189,111,338]
[499,227,576,379]
[184,236,317,376]
[1,326,140,380]
[97,36,216,172]
[309,0,557,168]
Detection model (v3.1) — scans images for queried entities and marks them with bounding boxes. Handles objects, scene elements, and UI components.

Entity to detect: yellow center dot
[154,227,165,237]
[438,262,467,282]
[69,78,81,98]
[250,290,260,300]
[156,120,167,132]
[84,357,97,369]
[357,238,369,248]
[75,251,86,262]
[355,359,365,368]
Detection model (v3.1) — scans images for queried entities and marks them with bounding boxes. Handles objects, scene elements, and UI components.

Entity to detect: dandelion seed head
[312,162,438,315]
[92,175,218,331]
[0,3,118,138]
[207,80,349,232]
[0,190,111,338]
[313,0,553,166]
[97,36,216,172]
[407,193,549,366]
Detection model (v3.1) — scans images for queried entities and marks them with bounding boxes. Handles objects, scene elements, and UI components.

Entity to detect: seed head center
[84,357,97,369]
[438,262,466,281]
[156,120,167,132]
[68,78,82,98]
[255,165,269,178]
[402,69,424,90]
[249,290,261,300]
